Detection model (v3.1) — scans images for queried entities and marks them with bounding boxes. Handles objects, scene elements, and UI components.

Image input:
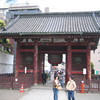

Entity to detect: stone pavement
[19,86,100,100]
[0,82,100,100]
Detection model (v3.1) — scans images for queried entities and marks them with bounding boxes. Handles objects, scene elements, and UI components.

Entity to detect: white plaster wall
[91,40,100,71]
[0,51,14,73]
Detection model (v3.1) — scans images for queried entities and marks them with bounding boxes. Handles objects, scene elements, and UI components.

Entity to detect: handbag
[56,85,62,90]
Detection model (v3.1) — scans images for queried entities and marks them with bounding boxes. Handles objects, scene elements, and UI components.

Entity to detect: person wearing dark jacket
[42,71,48,85]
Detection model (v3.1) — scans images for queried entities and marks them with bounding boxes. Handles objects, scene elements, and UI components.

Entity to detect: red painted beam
[18,69,41,73]
[19,42,88,46]
[18,70,33,73]
[71,71,83,74]
[40,51,66,54]
[71,49,87,52]
[19,43,35,45]
[40,50,87,53]
[19,49,34,52]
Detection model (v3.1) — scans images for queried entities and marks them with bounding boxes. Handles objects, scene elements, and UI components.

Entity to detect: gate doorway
[43,54,66,85]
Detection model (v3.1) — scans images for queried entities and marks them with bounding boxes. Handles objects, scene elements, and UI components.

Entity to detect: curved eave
[0,32,20,37]
[0,32,100,38]
[82,32,100,35]
[19,32,83,35]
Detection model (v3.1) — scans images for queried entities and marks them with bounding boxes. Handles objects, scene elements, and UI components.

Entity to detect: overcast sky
[0,0,100,12]
[16,0,100,12]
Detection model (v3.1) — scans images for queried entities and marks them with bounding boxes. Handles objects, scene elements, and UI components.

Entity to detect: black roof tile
[0,11,100,35]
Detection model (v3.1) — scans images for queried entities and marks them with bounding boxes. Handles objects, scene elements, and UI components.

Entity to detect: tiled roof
[1,11,100,35]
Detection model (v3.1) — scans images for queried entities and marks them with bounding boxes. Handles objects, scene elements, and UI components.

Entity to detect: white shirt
[66,80,76,91]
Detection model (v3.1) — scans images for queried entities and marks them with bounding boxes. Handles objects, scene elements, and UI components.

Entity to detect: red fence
[0,75,13,88]
[0,74,100,93]
[13,74,34,89]
[0,74,34,89]
[75,79,100,93]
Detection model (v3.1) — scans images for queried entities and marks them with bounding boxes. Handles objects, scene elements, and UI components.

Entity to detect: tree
[91,62,94,74]
[0,20,11,54]
[91,62,94,70]
[0,19,6,43]
[0,19,6,29]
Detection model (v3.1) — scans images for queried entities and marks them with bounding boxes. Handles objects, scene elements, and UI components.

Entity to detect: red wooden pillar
[15,42,19,78]
[86,44,91,80]
[33,43,38,84]
[40,54,45,72]
[66,45,72,82]
[42,54,45,71]
[39,54,45,83]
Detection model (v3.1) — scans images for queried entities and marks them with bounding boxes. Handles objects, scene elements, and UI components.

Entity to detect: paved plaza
[0,83,100,100]
[19,87,100,100]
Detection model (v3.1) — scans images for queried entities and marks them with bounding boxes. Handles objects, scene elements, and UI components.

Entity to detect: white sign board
[83,68,86,75]
[25,67,27,74]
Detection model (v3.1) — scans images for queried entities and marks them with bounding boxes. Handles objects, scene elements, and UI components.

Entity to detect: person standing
[58,72,64,88]
[42,71,48,85]
[66,76,76,100]
[53,76,61,100]
[54,71,58,78]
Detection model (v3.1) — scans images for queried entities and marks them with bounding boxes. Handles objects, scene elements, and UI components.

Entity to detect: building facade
[0,6,100,86]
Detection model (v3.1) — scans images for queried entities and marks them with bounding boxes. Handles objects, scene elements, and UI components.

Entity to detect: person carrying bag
[53,76,62,100]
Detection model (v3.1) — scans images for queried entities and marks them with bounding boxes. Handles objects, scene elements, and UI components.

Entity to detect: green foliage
[0,19,6,29]
[0,19,11,54]
[4,49,11,54]
[91,62,94,69]
[0,38,12,54]
[1,38,7,44]
[0,38,2,43]
[6,39,10,44]
[0,48,2,51]
[0,38,10,44]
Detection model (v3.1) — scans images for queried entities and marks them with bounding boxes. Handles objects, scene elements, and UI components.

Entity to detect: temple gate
[0,6,100,87]
[14,35,97,84]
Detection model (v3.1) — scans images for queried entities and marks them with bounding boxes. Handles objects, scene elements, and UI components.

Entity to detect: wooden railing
[75,79,100,93]
[13,74,34,89]
[0,74,100,93]
[0,74,34,89]
[0,74,13,88]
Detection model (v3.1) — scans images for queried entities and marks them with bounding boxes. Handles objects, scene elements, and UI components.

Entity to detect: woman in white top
[66,76,76,100]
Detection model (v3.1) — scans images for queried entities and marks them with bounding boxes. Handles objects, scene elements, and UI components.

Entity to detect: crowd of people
[54,71,64,88]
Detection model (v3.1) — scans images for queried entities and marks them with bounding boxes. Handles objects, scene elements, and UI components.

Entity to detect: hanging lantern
[48,54,62,64]
[52,64,58,66]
